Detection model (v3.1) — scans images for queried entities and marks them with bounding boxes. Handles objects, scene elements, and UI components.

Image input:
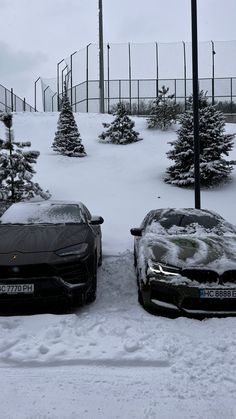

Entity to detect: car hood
[147,234,236,272]
[0,224,91,253]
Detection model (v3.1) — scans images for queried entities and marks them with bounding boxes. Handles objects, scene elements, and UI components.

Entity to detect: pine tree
[147,85,177,130]
[165,91,235,187]
[99,103,142,144]
[52,86,86,157]
[0,112,51,203]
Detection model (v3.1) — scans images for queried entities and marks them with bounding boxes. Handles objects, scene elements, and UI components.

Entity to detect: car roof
[8,200,84,207]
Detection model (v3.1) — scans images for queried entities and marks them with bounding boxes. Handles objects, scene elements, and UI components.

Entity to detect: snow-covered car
[0,201,104,313]
[130,208,236,318]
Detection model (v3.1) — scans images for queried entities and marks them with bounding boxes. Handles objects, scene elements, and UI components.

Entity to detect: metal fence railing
[0,84,35,113]
[42,77,236,115]
[39,40,236,113]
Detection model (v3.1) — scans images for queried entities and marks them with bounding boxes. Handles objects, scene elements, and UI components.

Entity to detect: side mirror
[130,228,143,237]
[90,216,104,225]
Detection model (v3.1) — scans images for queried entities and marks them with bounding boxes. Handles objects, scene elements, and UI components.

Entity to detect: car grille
[182,269,236,284]
[0,261,90,285]
[0,264,54,279]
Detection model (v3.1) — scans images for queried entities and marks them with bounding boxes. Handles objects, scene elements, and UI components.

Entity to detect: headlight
[147,259,181,276]
[55,243,89,257]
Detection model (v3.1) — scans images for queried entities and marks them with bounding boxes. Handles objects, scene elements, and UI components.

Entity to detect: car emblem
[12,255,17,261]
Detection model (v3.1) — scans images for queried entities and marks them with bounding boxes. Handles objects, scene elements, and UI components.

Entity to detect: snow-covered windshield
[0,203,86,224]
[146,209,235,236]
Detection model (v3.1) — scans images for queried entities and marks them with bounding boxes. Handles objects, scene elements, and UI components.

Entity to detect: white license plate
[199,289,236,299]
[0,284,34,294]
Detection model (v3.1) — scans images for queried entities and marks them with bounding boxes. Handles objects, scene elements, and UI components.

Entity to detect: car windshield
[160,213,220,230]
[147,209,235,235]
[0,204,86,225]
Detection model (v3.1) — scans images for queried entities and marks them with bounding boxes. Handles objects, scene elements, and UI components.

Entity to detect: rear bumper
[141,279,236,318]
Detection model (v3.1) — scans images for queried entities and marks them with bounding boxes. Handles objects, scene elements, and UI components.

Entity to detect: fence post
[119,80,121,103]
[11,88,14,112]
[75,87,77,112]
[4,88,7,111]
[23,98,26,112]
[137,80,140,115]
[230,77,233,113]
[174,79,177,104]
[86,43,91,113]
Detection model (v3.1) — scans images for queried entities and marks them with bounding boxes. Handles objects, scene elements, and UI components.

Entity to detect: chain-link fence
[40,41,236,114]
[0,84,35,113]
[41,77,236,115]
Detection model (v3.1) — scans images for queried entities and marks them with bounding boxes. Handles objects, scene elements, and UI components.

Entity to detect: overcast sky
[0,0,236,105]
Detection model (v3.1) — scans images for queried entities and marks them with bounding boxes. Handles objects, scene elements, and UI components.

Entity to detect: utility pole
[98,0,105,113]
[191,0,201,209]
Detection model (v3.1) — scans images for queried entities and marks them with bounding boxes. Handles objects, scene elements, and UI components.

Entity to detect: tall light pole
[211,40,216,105]
[182,41,187,110]
[128,42,132,112]
[98,0,105,113]
[34,77,40,111]
[57,58,64,111]
[191,0,201,209]
[155,42,159,97]
[70,51,77,109]
[107,43,110,113]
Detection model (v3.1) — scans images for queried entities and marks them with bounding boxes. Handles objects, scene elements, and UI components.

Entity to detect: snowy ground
[0,113,236,419]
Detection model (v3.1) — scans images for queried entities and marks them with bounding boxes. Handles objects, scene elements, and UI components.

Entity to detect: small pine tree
[165,91,235,187]
[147,86,177,130]
[0,112,51,203]
[52,86,86,157]
[99,103,142,144]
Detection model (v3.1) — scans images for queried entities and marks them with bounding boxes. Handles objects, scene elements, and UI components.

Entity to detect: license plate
[199,289,236,299]
[0,284,34,294]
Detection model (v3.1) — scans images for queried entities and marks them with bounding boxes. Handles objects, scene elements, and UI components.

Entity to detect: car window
[0,204,86,224]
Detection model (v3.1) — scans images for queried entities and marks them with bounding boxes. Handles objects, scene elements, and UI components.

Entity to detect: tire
[137,279,144,306]
[138,286,144,306]
[85,260,97,304]
[134,246,137,267]
[98,243,102,267]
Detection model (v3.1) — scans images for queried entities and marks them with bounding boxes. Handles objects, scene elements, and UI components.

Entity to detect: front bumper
[0,276,89,314]
[141,278,236,318]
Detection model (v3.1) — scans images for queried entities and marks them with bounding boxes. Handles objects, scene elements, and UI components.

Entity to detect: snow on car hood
[139,221,236,275]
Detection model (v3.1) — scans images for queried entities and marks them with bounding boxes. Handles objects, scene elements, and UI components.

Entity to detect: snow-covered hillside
[0,112,235,419]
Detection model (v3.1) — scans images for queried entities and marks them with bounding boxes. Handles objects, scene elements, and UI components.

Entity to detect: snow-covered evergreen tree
[165,91,235,187]
[52,86,86,157]
[147,85,177,130]
[0,112,51,203]
[99,103,142,144]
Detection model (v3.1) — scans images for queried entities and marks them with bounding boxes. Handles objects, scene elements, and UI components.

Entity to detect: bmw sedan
[0,201,104,313]
[131,208,236,318]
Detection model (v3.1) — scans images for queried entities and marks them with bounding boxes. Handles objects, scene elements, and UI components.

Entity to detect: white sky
[0,0,236,104]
